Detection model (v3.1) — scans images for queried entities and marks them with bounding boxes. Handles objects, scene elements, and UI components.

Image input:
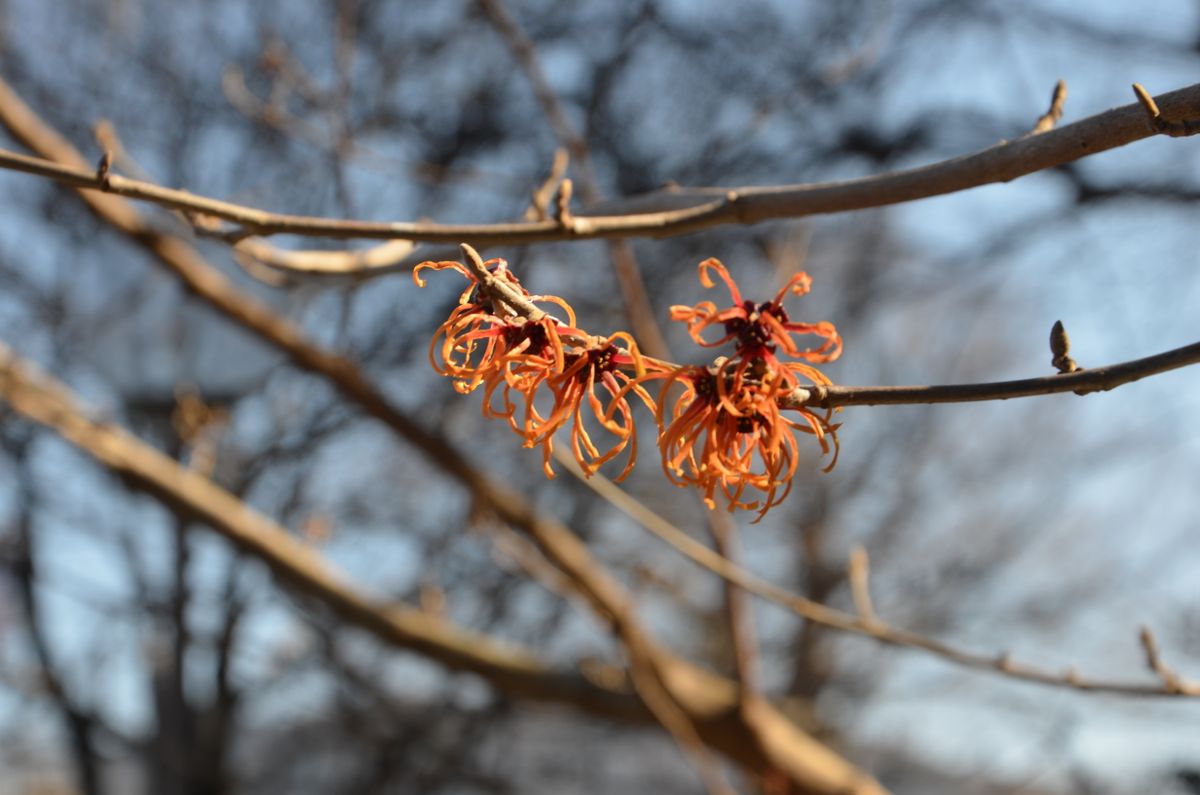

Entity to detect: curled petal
[413,259,471,288]
[698,258,744,305]
[772,271,813,304]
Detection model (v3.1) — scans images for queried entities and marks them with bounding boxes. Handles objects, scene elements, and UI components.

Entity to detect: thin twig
[799,337,1200,408]
[1138,626,1198,695]
[233,238,418,276]
[1029,79,1068,135]
[461,241,1200,409]
[847,546,879,629]
[556,451,1200,698]
[525,147,570,221]
[460,242,549,321]
[705,509,762,704]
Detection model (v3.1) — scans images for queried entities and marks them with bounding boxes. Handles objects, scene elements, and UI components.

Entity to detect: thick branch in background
[0,343,888,795]
[0,343,640,715]
[0,78,886,795]
[1,79,1197,248]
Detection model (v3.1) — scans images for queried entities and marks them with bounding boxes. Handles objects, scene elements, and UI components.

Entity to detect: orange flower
[417,256,576,420]
[523,333,658,481]
[670,258,841,363]
[654,363,837,521]
[653,258,842,520]
[416,257,655,481]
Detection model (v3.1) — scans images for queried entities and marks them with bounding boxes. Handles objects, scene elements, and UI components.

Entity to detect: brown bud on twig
[1029,79,1067,135]
[1050,320,1079,374]
[96,149,113,186]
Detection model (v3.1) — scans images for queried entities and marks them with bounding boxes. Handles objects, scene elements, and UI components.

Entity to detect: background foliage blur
[1,1,1200,793]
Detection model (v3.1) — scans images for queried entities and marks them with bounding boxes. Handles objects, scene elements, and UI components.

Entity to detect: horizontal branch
[805,337,1200,408]
[0,78,1198,247]
[459,242,1200,410]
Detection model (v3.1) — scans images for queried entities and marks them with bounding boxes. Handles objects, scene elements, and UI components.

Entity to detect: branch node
[95,150,113,189]
[458,242,547,322]
[724,190,743,220]
[995,652,1014,672]
[555,177,575,230]
[1029,79,1067,135]
[1139,625,1185,693]
[1133,83,1200,138]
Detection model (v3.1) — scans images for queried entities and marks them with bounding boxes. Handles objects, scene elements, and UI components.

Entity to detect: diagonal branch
[0,340,886,794]
[561,454,1200,698]
[0,342,641,716]
[1,77,1198,249]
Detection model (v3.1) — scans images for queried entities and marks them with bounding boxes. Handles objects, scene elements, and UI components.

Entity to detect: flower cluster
[416,254,841,520]
[416,257,654,481]
[656,259,841,519]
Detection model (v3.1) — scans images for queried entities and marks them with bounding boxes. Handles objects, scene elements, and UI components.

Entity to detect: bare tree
[2,2,1200,795]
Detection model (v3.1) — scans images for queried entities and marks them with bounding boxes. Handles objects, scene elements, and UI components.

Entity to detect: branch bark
[803,338,1200,407]
[0,77,1197,247]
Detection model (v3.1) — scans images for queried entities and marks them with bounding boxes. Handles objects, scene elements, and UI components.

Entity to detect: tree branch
[1,77,1198,249]
[464,243,1200,409]
[8,452,106,795]
[802,337,1200,408]
[560,454,1200,698]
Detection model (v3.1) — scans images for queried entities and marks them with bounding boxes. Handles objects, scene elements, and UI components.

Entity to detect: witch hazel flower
[418,249,842,520]
[654,259,842,520]
[415,255,655,481]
